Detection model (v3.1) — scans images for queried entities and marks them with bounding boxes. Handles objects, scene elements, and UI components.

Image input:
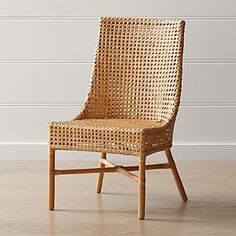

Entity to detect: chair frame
[48,17,188,220]
[49,148,187,219]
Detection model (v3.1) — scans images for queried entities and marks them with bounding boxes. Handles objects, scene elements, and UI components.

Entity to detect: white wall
[0,0,235,160]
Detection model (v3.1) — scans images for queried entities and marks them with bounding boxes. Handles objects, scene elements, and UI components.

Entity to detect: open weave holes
[50,17,185,156]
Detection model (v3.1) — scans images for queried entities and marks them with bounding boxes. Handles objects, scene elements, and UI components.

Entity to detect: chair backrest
[78,17,185,124]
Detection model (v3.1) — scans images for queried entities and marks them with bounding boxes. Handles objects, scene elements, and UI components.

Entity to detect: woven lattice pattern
[49,17,185,156]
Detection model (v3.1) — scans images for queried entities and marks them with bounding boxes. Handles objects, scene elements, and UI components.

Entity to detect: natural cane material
[48,17,187,220]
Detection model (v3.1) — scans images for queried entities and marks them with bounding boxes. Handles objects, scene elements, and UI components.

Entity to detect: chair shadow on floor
[48,196,236,236]
[52,197,236,223]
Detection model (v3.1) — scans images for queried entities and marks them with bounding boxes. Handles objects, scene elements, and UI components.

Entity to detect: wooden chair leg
[165,149,188,202]
[138,154,146,220]
[96,152,107,193]
[49,147,55,210]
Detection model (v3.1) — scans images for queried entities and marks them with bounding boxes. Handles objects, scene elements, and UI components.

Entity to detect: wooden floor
[0,160,235,235]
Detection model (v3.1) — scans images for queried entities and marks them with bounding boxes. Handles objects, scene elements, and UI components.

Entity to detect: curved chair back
[78,17,185,124]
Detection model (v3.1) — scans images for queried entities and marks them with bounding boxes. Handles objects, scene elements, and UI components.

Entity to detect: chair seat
[49,119,172,155]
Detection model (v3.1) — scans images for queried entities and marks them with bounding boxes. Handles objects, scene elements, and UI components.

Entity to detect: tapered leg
[165,149,188,202]
[138,154,146,220]
[96,152,107,193]
[49,147,55,210]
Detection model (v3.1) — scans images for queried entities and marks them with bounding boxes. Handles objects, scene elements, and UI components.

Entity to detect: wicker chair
[48,17,187,220]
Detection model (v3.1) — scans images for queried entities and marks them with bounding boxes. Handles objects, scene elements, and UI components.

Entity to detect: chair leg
[49,147,55,210]
[165,149,188,202]
[138,154,146,220]
[96,152,107,193]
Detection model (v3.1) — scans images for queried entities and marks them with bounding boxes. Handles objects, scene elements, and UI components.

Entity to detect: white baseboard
[0,143,235,161]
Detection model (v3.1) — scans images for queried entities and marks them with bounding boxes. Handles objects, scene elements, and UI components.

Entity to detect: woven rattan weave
[48,17,187,220]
